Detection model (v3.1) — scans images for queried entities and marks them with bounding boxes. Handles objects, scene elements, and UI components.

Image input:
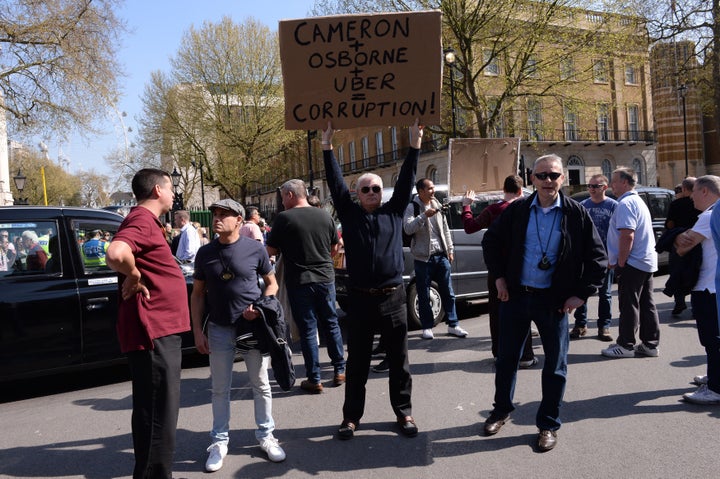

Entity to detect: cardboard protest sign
[447,138,521,196]
[279,10,442,130]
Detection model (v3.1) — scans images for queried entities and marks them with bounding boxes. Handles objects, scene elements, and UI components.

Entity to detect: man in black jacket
[481,154,606,451]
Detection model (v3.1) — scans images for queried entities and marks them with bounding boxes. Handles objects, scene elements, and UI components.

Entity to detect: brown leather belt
[519,285,550,294]
[351,285,401,296]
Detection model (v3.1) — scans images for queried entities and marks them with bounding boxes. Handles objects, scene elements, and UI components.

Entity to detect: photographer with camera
[403,178,467,340]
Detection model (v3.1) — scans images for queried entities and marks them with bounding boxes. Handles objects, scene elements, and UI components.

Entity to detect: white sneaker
[421,329,434,340]
[693,375,709,385]
[683,384,720,405]
[205,442,228,472]
[447,325,468,337]
[634,343,659,357]
[259,435,286,462]
[601,343,634,358]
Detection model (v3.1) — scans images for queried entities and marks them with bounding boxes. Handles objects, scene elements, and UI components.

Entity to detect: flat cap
[209,199,244,217]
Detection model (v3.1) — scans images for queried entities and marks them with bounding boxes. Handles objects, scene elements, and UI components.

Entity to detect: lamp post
[13,169,28,205]
[170,167,184,212]
[443,47,458,139]
[307,130,316,190]
[191,159,206,210]
[678,84,689,178]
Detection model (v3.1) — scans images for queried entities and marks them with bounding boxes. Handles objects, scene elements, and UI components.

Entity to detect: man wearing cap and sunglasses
[322,119,423,440]
[481,154,606,451]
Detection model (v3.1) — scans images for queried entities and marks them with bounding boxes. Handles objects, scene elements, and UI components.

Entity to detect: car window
[73,221,119,275]
[645,193,672,221]
[0,221,59,277]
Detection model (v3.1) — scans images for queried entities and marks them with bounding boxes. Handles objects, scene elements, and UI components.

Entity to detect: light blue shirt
[607,190,657,273]
[520,195,563,288]
[710,199,720,297]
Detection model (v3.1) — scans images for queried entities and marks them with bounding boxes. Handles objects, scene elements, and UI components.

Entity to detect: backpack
[402,201,421,248]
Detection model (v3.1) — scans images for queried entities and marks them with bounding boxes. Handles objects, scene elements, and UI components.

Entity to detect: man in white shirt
[174,210,200,262]
[674,175,720,405]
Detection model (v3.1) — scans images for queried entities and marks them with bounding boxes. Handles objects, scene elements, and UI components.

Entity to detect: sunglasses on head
[587,184,605,189]
[534,172,562,181]
[360,185,382,194]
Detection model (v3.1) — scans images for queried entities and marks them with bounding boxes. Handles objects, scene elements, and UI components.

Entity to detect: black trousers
[343,287,412,422]
[488,273,534,360]
[126,334,182,479]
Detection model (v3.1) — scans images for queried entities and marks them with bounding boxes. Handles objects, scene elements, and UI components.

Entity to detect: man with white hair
[21,230,48,271]
[675,175,720,404]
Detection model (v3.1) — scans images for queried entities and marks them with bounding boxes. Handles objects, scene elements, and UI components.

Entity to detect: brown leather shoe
[333,373,346,386]
[484,413,509,436]
[300,379,323,394]
[598,328,613,342]
[537,429,557,451]
[397,416,418,437]
[569,326,587,339]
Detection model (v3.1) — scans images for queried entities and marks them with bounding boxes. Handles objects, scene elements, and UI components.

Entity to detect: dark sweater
[323,147,418,289]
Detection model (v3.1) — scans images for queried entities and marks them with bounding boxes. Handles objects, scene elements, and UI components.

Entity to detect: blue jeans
[414,253,458,329]
[493,291,569,431]
[286,282,345,383]
[207,322,274,444]
[691,290,720,394]
[574,268,614,329]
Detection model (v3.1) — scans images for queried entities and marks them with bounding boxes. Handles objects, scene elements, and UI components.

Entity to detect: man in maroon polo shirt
[107,168,190,479]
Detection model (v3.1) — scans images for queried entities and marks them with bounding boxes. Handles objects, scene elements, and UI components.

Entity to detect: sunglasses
[534,172,562,181]
[360,185,382,194]
[587,184,605,189]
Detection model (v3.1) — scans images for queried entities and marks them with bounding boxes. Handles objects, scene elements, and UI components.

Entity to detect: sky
[47,0,317,178]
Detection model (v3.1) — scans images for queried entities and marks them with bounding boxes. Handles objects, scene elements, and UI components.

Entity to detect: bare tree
[137,16,301,202]
[0,0,126,139]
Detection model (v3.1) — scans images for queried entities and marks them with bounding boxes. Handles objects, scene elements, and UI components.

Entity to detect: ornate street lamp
[678,84,689,177]
[13,169,28,205]
[443,47,458,139]
[170,167,184,212]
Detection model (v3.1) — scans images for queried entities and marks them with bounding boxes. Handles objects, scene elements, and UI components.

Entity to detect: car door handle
[86,297,110,311]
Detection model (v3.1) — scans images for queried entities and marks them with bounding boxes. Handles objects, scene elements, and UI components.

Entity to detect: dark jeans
[126,334,182,479]
[691,290,720,393]
[488,273,533,360]
[414,253,458,329]
[616,265,660,349]
[574,268,614,330]
[493,291,569,431]
[343,286,412,422]
[287,282,346,383]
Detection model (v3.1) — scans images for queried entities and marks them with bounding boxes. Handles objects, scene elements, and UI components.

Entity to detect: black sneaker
[372,358,389,373]
[672,304,687,315]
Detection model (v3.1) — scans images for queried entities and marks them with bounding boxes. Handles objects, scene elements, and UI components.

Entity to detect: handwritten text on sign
[279,11,442,130]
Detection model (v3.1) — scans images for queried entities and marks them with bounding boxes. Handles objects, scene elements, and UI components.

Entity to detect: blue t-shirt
[193,236,272,327]
[580,197,617,248]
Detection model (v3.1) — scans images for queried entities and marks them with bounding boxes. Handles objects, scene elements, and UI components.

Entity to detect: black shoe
[397,416,418,437]
[537,429,558,451]
[338,420,357,440]
[672,304,687,315]
[372,358,389,373]
[484,412,509,436]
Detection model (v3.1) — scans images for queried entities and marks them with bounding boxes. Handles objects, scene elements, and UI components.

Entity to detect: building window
[337,145,345,166]
[601,159,612,179]
[527,98,543,141]
[483,49,499,76]
[427,166,439,184]
[488,98,504,138]
[593,59,607,83]
[560,57,575,80]
[524,56,538,78]
[361,136,369,167]
[349,141,356,169]
[375,131,384,164]
[632,157,644,185]
[597,103,610,141]
[563,103,578,141]
[391,127,399,160]
[567,155,584,186]
[625,64,638,85]
[627,104,639,141]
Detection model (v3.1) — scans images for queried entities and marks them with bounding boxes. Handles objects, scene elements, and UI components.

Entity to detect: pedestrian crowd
[105,130,720,477]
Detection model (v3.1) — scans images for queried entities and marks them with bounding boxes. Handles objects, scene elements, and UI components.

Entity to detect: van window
[0,222,59,277]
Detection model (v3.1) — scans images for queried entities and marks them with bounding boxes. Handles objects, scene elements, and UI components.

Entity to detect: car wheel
[406,282,444,331]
